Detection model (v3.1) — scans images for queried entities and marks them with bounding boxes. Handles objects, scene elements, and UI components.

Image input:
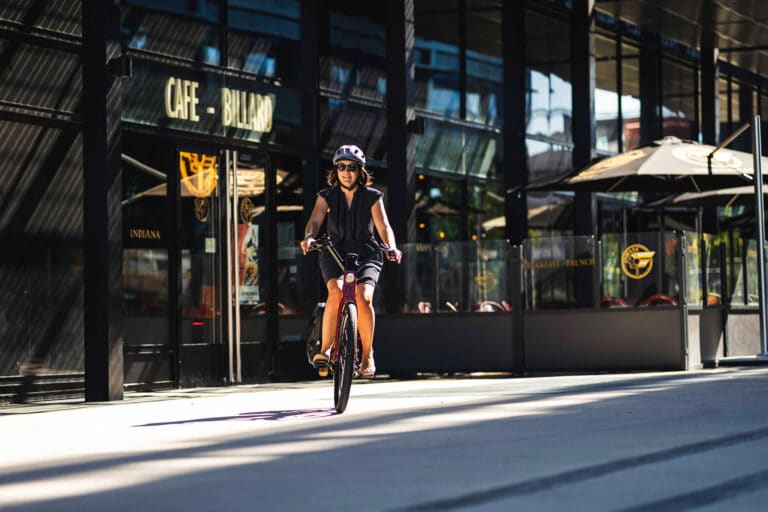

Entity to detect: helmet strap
[340,182,357,192]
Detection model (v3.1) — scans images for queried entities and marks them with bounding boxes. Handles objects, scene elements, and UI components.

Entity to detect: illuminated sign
[163,76,273,132]
[179,151,218,198]
[222,87,273,132]
[165,77,200,121]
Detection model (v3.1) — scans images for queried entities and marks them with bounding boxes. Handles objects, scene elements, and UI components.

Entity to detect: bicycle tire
[333,302,357,413]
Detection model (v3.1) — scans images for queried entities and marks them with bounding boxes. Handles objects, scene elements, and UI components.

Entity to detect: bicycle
[307,235,396,413]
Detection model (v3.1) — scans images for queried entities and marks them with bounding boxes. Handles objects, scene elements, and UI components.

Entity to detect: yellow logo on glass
[621,243,655,279]
[179,151,218,198]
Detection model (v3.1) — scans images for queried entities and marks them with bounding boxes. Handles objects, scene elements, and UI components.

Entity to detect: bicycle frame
[331,250,359,365]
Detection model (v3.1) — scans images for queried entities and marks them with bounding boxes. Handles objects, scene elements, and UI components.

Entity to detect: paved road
[2,367,768,511]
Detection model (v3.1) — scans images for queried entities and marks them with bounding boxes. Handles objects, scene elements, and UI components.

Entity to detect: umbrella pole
[752,115,768,356]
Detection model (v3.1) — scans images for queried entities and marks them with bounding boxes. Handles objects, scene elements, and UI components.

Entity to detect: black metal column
[639,35,661,145]
[700,32,719,145]
[571,0,597,234]
[700,32,720,233]
[82,0,124,401]
[264,155,279,379]
[386,0,416,313]
[571,0,597,307]
[300,0,323,313]
[737,84,756,152]
[502,0,527,245]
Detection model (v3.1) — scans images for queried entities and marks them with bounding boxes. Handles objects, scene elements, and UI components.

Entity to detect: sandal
[312,351,329,367]
[359,354,376,379]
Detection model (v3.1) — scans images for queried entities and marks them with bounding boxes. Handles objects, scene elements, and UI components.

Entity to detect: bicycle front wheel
[333,302,357,413]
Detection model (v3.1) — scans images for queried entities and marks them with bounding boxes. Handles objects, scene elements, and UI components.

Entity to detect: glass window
[523,235,596,309]
[413,174,463,243]
[661,57,697,141]
[527,191,574,237]
[273,154,307,315]
[595,34,619,154]
[227,0,300,82]
[621,43,641,149]
[122,1,221,63]
[600,232,682,308]
[719,76,731,143]
[466,1,502,127]
[524,9,571,144]
[414,0,460,118]
[320,97,388,164]
[526,65,573,142]
[471,182,505,241]
[122,132,171,347]
[320,1,387,102]
[526,137,573,182]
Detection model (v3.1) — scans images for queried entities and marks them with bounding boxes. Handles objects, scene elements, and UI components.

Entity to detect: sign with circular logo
[621,243,655,279]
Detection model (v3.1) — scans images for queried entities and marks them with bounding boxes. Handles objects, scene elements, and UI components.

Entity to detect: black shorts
[319,250,383,286]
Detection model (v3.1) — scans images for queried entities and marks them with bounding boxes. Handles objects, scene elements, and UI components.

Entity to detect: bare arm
[371,198,402,263]
[299,196,329,255]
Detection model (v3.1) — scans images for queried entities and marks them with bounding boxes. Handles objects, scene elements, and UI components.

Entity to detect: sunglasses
[336,162,360,172]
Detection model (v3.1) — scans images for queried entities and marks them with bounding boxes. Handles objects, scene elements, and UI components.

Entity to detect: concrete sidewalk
[2,367,768,511]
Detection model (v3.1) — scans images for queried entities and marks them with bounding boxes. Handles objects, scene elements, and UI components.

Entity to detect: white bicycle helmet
[333,144,366,166]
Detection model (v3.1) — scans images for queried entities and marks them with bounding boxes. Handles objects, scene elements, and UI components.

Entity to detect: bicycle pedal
[318,367,329,377]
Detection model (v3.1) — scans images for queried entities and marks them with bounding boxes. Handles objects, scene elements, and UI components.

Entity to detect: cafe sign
[122,58,298,144]
[164,76,273,132]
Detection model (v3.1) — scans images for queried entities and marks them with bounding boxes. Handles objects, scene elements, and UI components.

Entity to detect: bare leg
[355,283,376,370]
[321,278,342,353]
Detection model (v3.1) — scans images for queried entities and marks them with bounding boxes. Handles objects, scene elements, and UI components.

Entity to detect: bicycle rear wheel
[333,302,357,413]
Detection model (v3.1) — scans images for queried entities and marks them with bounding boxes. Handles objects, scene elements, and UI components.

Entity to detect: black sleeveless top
[318,186,384,257]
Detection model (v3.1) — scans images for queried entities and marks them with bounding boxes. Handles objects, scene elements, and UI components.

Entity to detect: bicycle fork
[329,251,357,360]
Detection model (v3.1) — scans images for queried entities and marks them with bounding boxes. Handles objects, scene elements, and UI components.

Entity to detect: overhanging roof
[594,0,768,78]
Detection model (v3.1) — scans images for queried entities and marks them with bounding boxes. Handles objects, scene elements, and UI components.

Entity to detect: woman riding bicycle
[300,144,402,379]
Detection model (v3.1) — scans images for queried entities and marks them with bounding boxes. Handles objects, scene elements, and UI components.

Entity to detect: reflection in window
[227,0,300,81]
[320,97,387,163]
[399,240,512,314]
[121,1,220,62]
[661,57,697,141]
[471,183,505,241]
[620,44,641,149]
[414,119,500,178]
[320,2,387,102]
[526,138,573,182]
[526,66,572,141]
[595,34,619,153]
[414,0,460,118]
[413,175,463,242]
[121,132,171,347]
[466,1,502,126]
[523,235,596,309]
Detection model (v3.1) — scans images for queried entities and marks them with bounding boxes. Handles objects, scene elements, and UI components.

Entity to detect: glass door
[228,150,271,383]
[177,147,225,386]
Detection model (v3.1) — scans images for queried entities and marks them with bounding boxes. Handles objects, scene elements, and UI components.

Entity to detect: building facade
[1,0,767,401]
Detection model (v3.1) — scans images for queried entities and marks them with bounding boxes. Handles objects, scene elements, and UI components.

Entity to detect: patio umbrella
[532,136,768,193]
[649,185,768,208]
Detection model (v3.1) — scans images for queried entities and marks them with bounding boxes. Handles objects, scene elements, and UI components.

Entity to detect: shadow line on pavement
[393,425,768,511]
[2,369,768,511]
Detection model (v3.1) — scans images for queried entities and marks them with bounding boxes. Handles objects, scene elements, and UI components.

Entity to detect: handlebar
[308,235,400,263]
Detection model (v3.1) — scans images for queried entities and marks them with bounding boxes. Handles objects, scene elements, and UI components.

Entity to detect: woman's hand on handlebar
[300,236,315,255]
[385,247,402,263]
